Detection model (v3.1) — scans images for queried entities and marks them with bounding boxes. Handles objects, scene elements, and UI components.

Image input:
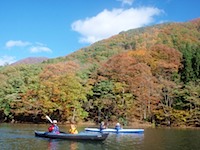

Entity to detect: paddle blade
[46,115,53,123]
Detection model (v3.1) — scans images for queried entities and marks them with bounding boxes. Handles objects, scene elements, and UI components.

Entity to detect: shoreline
[1,120,199,129]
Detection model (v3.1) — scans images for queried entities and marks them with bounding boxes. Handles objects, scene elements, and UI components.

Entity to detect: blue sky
[0,0,199,65]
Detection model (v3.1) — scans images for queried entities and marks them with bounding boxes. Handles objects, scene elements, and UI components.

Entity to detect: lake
[0,123,200,150]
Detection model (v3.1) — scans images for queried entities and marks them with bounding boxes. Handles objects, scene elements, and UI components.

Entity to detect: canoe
[35,131,109,141]
[85,128,144,133]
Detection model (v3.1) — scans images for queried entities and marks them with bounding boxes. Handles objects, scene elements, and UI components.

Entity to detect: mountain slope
[11,57,49,65]
[45,18,200,66]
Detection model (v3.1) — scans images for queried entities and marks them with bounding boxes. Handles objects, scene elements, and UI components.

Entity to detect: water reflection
[48,139,59,150]
[106,133,144,150]
[47,139,78,150]
[69,141,77,150]
[116,133,144,140]
[143,128,200,150]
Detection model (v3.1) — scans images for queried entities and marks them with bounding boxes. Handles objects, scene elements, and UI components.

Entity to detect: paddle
[45,115,53,123]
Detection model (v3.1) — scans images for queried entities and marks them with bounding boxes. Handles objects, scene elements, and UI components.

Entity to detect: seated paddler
[115,122,122,131]
[100,121,107,131]
[48,120,60,134]
[69,124,78,134]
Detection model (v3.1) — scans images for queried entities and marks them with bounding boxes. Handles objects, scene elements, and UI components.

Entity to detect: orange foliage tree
[96,51,160,121]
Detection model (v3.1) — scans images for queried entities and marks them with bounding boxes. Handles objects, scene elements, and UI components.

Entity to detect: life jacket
[48,125,60,133]
[69,127,78,134]
[48,125,54,132]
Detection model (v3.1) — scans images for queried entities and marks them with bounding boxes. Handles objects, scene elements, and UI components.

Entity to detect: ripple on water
[105,133,144,150]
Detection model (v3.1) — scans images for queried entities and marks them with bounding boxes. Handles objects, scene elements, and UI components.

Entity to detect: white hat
[52,120,57,124]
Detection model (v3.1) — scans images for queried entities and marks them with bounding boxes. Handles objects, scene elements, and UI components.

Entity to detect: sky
[0,0,199,66]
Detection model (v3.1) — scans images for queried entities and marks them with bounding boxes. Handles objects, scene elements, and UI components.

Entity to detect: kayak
[85,128,144,133]
[35,131,109,141]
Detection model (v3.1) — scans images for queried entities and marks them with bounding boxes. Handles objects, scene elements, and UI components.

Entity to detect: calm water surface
[0,123,200,150]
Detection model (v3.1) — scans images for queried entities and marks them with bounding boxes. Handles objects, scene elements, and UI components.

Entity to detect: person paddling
[48,120,60,134]
[115,122,122,131]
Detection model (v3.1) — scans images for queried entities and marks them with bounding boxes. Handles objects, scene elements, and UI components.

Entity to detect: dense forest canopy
[0,18,200,127]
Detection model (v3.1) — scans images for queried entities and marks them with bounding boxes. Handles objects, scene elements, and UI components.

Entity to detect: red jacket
[48,125,54,132]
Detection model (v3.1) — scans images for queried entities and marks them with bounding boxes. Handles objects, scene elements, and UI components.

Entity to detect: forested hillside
[0,18,200,127]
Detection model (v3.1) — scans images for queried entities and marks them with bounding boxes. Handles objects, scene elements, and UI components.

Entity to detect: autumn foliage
[0,18,200,127]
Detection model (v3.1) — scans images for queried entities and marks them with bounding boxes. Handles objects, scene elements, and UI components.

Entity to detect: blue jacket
[52,124,59,133]
[115,125,121,130]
